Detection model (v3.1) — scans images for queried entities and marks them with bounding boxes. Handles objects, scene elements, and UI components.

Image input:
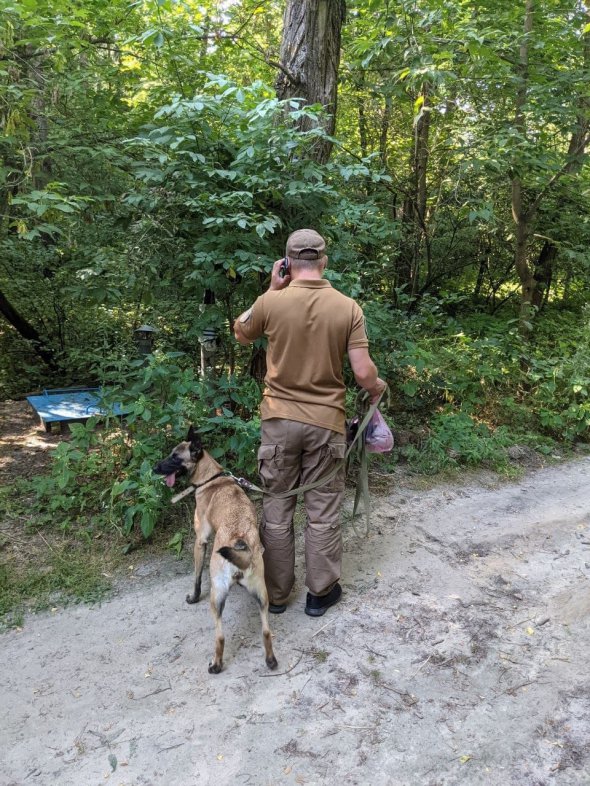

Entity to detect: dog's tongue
[165,473,176,488]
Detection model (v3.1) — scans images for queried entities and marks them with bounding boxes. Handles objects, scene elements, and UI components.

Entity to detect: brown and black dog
[154,426,277,674]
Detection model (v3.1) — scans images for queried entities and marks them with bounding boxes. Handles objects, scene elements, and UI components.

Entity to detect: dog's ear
[186,425,202,457]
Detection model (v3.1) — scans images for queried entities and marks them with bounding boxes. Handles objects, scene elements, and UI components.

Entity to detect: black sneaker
[268,602,287,614]
[304,583,342,617]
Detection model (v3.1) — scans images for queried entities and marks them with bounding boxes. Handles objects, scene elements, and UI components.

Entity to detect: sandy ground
[1,456,590,786]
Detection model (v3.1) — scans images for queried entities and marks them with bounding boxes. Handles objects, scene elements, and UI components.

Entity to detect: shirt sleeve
[238,294,266,341]
[347,303,369,350]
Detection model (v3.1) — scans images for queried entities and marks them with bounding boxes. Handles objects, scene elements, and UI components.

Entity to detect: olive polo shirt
[239,279,369,434]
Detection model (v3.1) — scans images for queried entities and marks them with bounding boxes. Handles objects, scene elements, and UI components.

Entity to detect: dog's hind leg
[208,582,229,674]
[246,574,278,670]
[186,516,211,605]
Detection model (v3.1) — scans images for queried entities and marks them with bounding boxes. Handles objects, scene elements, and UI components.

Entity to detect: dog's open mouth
[154,455,188,487]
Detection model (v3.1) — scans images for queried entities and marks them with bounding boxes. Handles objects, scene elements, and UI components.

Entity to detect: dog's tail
[217,538,252,570]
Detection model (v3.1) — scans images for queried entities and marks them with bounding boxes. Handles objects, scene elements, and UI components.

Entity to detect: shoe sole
[269,605,287,614]
[304,606,329,617]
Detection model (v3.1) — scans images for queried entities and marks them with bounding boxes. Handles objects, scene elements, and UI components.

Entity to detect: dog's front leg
[186,539,207,604]
[186,514,210,605]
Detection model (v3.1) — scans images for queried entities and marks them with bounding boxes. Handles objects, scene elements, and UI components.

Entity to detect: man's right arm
[233,294,267,345]
[348,347,386,402]
[234,313,253,345]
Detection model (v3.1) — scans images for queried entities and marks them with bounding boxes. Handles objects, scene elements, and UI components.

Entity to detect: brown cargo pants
[258,418,347,605]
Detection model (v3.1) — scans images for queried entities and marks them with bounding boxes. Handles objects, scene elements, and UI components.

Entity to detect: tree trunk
[275,0,346,163]
[357,80,368,159]
[379,95,391,168]
[531,240,556,310]
[512,0,535,336]
[398,83,431,296]
[0,288,57,369]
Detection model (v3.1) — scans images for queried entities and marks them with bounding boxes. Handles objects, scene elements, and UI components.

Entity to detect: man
[234,229,386,617]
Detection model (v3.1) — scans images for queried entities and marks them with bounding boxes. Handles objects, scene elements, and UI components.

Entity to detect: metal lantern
[134,324,157,356]
[198,326,218,354]
[198,326,218,378]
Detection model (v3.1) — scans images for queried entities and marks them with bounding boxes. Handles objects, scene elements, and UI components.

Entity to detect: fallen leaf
[283,766,292,774]
[217,754,224,761]
[459,754,472,764]
[526,626,535,635]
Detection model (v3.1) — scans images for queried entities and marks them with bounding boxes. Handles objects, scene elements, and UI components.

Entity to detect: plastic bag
[365,408,394,453]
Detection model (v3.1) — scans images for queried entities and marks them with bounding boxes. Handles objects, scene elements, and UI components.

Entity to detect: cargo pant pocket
[258,443,288,493]
[320,441,347,491]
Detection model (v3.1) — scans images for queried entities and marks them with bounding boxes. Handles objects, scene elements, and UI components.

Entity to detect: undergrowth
[370,301,590,474]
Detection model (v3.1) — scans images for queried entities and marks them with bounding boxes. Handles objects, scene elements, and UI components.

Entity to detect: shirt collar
[289,279,332,289]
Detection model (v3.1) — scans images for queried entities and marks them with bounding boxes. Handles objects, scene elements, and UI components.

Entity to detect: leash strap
[348,398,371,537]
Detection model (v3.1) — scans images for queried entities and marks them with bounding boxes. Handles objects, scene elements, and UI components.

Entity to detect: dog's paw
[186,592,200,604]
[266,655,278,671]
[208,660,223,675]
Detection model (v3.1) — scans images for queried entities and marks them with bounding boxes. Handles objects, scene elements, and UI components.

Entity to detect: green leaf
[140,510,156,538]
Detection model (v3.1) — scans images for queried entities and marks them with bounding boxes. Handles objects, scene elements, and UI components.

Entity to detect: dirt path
[0,400,60,481]
[1,459,590,786]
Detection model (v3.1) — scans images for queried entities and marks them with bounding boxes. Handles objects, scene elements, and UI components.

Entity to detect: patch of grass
[0,547,112,631]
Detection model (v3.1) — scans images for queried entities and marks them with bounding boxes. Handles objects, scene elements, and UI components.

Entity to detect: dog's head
[153,425,204,488]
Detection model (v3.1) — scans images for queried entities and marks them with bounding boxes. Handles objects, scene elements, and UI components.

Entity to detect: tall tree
[275,0,346,163]
[511,2,590,334]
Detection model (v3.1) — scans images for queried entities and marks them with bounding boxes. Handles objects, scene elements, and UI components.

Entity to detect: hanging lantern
[134,324,157,356]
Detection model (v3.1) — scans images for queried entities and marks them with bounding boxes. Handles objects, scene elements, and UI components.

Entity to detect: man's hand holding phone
[268,258,291,291]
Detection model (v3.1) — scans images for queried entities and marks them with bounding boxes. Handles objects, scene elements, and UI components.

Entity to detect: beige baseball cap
[286,229,326,260]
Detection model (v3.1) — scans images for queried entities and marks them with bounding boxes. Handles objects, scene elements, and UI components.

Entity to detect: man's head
[286,229,327,273]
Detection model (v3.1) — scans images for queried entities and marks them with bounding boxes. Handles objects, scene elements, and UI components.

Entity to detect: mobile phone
[279,257,289,278]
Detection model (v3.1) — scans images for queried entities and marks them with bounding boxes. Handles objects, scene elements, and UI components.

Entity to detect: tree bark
[275,0,346,163]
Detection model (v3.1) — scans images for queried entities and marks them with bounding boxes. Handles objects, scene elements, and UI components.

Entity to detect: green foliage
[28,351,262,539]
[404,411,513,475]
[373,302,590,471]
[1,0,589,544]
[167,530,184,558]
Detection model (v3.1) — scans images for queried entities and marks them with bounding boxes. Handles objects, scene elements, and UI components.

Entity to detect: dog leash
[171,388,388,536]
